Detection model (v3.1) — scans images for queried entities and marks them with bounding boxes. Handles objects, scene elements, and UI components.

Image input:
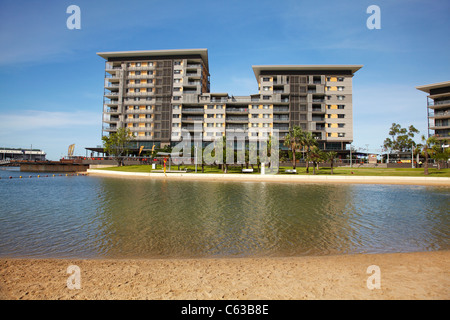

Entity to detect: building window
[135,71,141,75]
[173,105,180,110]
[173,123,179,127]
[136,62,141,67]
[337,77,344,82]
[216,114,223,118]
[337,96,345,100]
[263,114,270,119]
[174,79,181,83]
[327,133,332,137]
[338,133,345,137]
[252,123,258,127]
[216,123,223,127]
[338,105,345,109]
[263,123,269,128]
[263,86,271,91]
[263,96,270,100]
[173,87,181,92]
[173,114,180,118]
[263,105,269,109]
[337,86,344,91]
[251,114,258,118]
[338,114,345,118]
[174,61,181,66]
[207,123,214,127]
[207,105,214,109]
[263,77,270,82]
[174,70,181,74]
[207,114,214,118]
[252,105,258,109]
[216,105,223,109]
[146,97,152,101]
[338,123,345,128]
[173,96,181,101]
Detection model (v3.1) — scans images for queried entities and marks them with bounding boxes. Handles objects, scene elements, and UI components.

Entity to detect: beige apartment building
[416,81,450,141]
[98,49,362,155]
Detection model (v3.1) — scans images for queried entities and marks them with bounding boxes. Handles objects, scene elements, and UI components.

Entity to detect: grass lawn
[97,164,450,177]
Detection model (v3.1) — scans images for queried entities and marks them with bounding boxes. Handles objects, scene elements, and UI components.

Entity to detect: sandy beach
[1,251,448,300]
[86,169,450,186]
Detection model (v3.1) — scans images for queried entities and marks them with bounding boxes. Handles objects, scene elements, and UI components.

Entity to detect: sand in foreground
[1,251,448,300]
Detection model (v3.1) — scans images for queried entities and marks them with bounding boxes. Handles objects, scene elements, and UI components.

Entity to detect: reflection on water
[0,168,449,259]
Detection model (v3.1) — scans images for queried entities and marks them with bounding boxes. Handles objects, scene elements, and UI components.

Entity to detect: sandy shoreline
[1,251,448,300]
[86,169,450,186]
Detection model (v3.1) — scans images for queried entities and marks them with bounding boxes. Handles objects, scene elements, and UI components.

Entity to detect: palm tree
[307,146,323,175]
[326,151,338,174]
[283,126,304,169]
[420,135,438,175]
[302,131,318,173]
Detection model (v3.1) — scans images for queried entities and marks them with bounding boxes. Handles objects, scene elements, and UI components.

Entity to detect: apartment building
[98,49,362,154]
[416,81,450,141]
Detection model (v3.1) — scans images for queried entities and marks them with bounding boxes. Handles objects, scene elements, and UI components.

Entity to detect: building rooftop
[252,65,363,81]
[97,49,209,71]
[416,81,450,94]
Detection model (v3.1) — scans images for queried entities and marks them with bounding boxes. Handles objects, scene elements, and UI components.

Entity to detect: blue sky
[0,0,449,160]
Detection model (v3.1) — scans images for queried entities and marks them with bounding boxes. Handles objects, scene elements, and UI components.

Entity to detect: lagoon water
[0,167,449,259]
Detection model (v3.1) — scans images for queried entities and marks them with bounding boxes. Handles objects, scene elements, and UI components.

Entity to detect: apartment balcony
[273,116,289,122]
[182,116,204,123]
[312,104,326,113]
[312,116,325,122]
[186,71,201,78]
[226,107,248,114]
[428,99,450,108]
[128,127,153,132]
[104,99,119,106]
[210,97,228,103]
[273,106,289,113]
[186,64,202,69]
[127,66,154,71]
[430,110,449,118]
[127,74,154,79]
[103,106,120,114]
[182,108,204,114]
[102,125,118,132]
[315,124,326,131]
[126,108,154,114]
[273,124,289,131]
[181,126,203,132]
[226,116,248,123]
[127,83,154,88]
[127,91,153,97]
[126,118,153,123]
[226,124,248,130]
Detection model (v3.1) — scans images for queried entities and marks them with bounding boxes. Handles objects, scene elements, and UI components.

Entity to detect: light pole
[194,146,198,173]
[350,144,352,168]
[411,144,414,168]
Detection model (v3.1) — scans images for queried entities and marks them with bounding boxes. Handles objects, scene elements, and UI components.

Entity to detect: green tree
[419,135,438,175]
[326,151,338,174]
[101,128,135,166]
[383,123,419,154]
[307,146,324,175]
[283,126,304,169]
[302,131,318,173]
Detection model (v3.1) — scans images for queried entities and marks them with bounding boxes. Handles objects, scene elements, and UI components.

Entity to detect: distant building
[0,147,46,161]
[416,81,450,141]
[97,48,362,156]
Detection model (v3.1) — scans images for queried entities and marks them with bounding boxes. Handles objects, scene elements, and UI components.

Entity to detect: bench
[241,168,254,173]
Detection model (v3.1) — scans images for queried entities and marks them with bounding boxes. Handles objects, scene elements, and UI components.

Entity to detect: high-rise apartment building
[98,49,362,155]
[416,81,450,141]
